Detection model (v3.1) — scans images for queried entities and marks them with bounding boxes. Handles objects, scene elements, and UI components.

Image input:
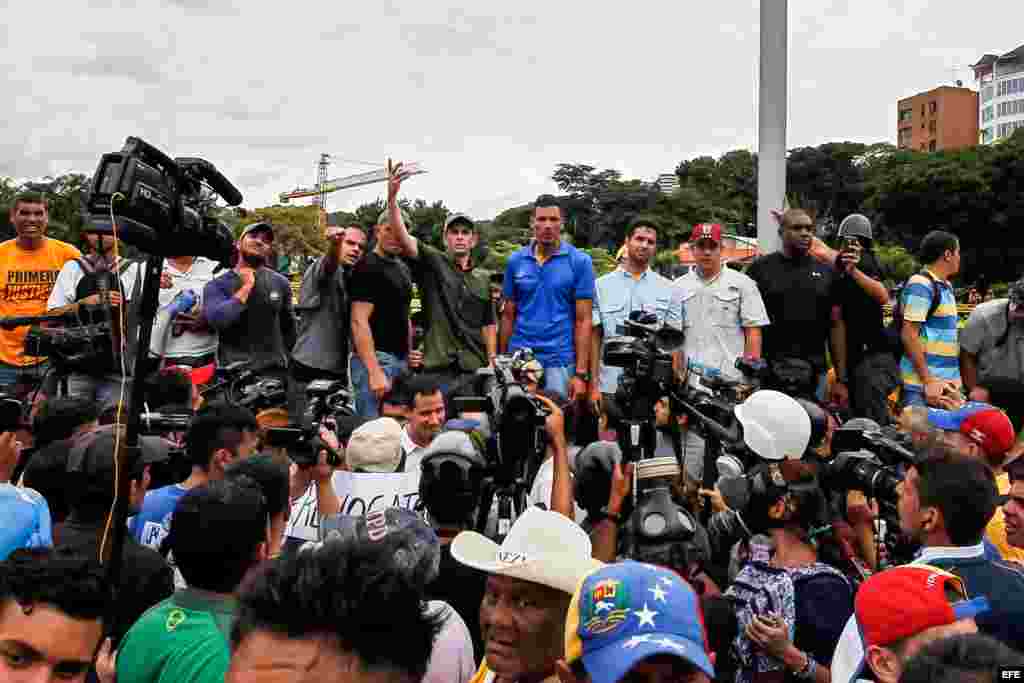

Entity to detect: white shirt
[423,600,475,683]
[150,257,220,358]
[401,427,426,493]
[527,452,587,523]
[674,266,769,388]
[47,257,141,309]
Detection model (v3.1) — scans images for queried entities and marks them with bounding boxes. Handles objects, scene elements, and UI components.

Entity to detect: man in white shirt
[149,254,222,375]
[47,225,142,403]
[674,224,769,485]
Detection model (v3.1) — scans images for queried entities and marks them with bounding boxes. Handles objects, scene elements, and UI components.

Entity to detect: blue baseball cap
[926,402,1015,456]
[564,561,714,683]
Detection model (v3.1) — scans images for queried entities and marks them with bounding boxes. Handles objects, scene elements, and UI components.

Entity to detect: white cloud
[3,0,1023,219]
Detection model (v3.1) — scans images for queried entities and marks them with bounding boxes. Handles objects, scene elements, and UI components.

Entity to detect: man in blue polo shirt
[500,195,596,400]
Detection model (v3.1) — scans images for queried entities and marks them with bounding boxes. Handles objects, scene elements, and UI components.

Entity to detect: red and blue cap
[565,561,714,683]
[926,402,1015,456]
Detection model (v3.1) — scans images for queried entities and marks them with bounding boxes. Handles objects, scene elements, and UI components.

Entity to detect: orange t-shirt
[0,238,81,366]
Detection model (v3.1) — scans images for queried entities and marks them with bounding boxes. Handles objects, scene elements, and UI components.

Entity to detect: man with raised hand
[386,161,496,395]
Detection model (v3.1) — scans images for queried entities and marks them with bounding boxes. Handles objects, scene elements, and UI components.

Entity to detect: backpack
[68,257,142,375]
[886,270,943,358]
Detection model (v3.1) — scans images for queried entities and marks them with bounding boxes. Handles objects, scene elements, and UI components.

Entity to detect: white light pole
[757,0,787,254]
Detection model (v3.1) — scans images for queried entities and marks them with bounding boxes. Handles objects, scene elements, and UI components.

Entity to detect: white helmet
[733,390,812,460]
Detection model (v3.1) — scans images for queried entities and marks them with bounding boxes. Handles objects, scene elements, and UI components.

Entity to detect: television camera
[75,137,243,625]
[602,310,686,463]
[454,348,551,540]
[264,379,354,468]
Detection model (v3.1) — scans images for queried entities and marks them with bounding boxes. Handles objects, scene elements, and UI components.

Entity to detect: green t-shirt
[410,241,495,372]
[116,589,235,683]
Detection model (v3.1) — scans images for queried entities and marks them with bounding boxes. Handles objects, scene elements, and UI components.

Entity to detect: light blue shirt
[593,267,684,394]
[0,484,52,560]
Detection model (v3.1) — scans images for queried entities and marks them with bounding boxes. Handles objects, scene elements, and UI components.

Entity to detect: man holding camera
[589,217,684,421]
[0,191,80,397]
[291,223,366,391]
[674,222,768,484]
[48,222,143,403]
[386,162,496,394]
[810,214,897,422]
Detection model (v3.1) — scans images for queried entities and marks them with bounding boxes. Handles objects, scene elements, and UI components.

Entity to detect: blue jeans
[0,361,50,400]
[543,365,572,399]
[351,352,408,418]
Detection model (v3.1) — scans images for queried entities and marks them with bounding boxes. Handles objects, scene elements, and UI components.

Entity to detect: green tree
[242,205,324,259]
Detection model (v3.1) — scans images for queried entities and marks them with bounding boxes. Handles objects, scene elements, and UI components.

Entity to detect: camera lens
[642,512,667,536]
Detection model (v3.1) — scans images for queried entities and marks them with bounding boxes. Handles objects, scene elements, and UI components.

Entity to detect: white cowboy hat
[450,507,602,594]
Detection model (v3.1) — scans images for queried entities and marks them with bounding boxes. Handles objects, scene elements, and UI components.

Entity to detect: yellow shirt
[0,238,81,366]
[987,472,1024,564]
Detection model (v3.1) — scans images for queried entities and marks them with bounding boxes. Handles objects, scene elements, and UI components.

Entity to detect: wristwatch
[574,371,591,383]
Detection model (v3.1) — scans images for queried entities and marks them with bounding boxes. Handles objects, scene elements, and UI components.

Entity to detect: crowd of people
[3,165,1024,683]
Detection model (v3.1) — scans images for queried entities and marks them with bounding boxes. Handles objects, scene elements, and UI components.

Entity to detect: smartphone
[0,397,22,433]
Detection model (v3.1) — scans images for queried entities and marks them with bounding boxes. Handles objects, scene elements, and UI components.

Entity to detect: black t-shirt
[747,252,839,372]
[835,251,889,363]
[348,252,413,357]
[427,543,486,664]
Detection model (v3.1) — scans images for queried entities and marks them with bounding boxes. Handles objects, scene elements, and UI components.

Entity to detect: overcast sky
[4,0,1022,219]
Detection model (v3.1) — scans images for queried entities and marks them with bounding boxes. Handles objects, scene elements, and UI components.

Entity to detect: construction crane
[279,154,427,217]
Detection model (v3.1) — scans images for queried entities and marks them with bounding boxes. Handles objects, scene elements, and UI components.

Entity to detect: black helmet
[573,441,622,518]
[418,431,487,526]
[838,214,872,241]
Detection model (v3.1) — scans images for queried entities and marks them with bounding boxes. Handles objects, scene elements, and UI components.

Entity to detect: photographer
[281,421,345,555]
[419,429,491,660]
[811,214,897,423]
[47,221,143,403]
[724,462,854,683]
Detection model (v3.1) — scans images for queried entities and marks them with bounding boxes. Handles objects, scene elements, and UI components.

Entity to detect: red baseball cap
[927,402,1016,457]
[690,224,723,244]
[854,565,988,647]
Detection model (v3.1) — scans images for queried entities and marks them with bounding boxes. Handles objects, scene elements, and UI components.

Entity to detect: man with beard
[590,218,684,424]
[204,222,296,389]
[291,224,365,391]
[0,192,80,397]
[386,163,496,395]
[47,222,143,402]
[747,208,849,405]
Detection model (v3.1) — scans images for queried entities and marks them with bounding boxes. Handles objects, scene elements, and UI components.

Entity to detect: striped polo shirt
[899,270,960,389]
